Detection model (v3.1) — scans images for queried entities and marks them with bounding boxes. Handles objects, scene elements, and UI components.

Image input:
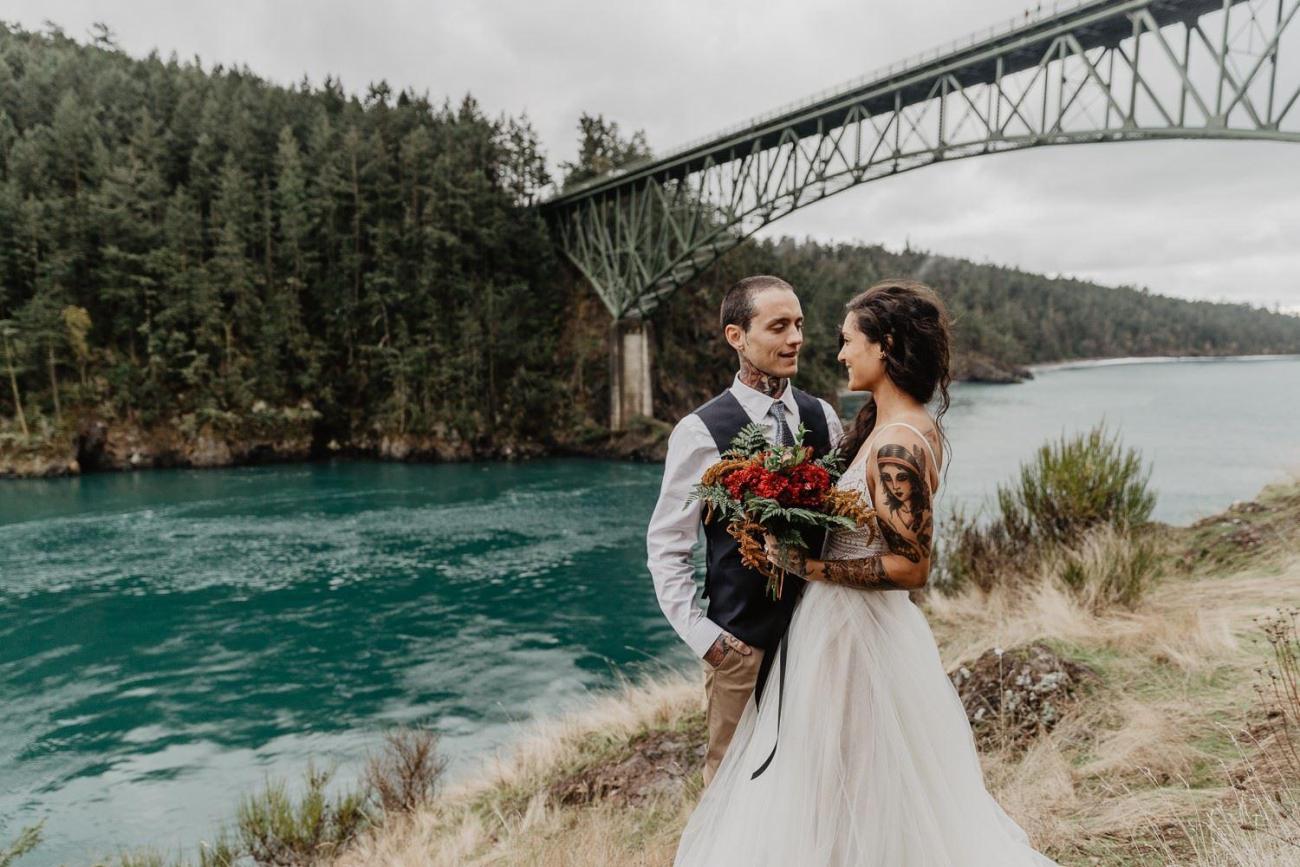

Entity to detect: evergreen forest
[2,23,1297,468]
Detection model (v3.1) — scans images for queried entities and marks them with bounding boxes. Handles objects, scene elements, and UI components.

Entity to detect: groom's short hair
[720,275,795,332]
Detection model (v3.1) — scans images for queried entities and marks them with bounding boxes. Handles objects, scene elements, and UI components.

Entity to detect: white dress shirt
[645,374,845,659]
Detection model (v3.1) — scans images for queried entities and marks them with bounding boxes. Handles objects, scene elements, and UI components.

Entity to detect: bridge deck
[548,0,1229,204]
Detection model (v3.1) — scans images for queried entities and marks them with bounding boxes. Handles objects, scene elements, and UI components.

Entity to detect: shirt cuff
[686,616,725,660]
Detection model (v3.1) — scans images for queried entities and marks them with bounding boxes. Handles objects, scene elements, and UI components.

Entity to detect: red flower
[784,463,831,507]
[754,469,789,501]
[721,459,830,508]
[722,464,763,500]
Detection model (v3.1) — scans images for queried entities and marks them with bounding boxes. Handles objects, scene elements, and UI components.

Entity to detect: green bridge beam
[543,0,1300,427]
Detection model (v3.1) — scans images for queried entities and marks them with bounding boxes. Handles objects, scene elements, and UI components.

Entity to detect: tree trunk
[4,334,29,437]
[47,343,61,423]
[223,322,233,379]
[396,365,407,435]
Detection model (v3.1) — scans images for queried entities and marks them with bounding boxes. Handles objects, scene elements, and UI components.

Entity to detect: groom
[646,275,843,786]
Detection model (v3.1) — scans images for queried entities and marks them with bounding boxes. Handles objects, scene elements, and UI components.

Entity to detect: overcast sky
[6,0,1299,311]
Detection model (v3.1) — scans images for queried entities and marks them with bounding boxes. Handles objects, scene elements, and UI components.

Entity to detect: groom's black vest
[695,387,833,665]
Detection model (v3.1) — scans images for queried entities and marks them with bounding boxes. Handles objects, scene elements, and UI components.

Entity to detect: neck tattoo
[738,356,788,398]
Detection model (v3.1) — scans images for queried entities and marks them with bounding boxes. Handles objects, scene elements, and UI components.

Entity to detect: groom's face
[730,287,804,378]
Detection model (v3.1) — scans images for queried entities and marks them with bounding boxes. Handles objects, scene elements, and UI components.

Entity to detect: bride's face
[837,313,885,392]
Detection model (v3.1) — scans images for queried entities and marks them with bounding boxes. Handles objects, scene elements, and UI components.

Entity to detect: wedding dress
[674,422,1060,866]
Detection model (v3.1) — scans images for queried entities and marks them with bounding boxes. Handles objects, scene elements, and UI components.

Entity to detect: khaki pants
[701,645,766,787]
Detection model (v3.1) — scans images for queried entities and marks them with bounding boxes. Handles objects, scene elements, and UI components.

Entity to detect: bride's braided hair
[838,279,953,473]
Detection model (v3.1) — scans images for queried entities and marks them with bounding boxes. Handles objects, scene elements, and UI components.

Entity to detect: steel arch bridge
[542,0,1300,427]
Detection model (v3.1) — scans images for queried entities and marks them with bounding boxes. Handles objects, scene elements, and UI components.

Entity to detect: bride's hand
[763,532,809,578]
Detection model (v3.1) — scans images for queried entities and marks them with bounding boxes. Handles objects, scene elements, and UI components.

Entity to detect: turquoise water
[929,356,1300,524]
[2,357,1298,863]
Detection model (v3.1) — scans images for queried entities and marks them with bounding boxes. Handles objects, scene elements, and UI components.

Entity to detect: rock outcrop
[949,642,1098,747]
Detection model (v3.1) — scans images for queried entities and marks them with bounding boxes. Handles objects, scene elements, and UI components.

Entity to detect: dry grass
[326,482,1300,867]
[333,676,703,867]
[924,505,1300,865]
[1168,785,1300,866]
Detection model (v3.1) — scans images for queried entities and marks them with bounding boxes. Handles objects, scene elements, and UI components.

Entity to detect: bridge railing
[550,0,1108,201]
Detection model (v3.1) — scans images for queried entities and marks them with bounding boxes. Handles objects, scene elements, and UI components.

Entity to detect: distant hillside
[637,237,1300,422]
[783,237,1300,374]
[1,22,1297,475]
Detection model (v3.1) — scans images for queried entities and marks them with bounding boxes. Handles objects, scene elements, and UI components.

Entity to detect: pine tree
[210,154,260,404]
[559,113,651,189]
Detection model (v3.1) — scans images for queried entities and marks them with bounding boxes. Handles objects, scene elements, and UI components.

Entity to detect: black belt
[750,636,787,779]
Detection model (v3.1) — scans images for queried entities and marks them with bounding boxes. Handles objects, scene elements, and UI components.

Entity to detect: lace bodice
[821,459,889,560]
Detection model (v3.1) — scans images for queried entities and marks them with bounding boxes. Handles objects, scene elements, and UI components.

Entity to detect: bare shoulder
[870,411,940,457]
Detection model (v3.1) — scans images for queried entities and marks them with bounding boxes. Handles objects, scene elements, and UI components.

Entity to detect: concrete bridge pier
[609,317,653,431]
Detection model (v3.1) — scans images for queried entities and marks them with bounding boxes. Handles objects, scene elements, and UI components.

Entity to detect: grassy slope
[334,480,1300,866]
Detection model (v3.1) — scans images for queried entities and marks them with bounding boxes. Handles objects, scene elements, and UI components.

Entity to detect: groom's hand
[703,631,753,668]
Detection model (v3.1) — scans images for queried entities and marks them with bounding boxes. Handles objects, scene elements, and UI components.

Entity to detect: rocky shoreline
[0,354,1031,480]
[952,352,1034,384]
[0,408,678,480]
[0,406,318,480]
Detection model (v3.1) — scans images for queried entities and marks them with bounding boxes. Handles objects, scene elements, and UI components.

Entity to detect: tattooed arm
[767,428,935,591]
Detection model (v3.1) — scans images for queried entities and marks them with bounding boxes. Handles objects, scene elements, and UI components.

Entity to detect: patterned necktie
[770,400,795,447]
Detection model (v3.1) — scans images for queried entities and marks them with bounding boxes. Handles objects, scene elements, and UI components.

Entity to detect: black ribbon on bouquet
[750,636,787,779]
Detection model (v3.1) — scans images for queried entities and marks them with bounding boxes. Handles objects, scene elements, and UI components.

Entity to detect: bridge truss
[546,0,1299,320]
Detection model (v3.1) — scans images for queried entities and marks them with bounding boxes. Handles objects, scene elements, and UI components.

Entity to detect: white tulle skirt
[674,582,1060,866]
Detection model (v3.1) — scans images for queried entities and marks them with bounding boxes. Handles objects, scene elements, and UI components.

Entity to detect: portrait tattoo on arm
[814,436,935,591]
[875,441,934,558]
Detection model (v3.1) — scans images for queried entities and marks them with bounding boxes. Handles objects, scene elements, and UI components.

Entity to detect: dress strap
[873,422,939,469]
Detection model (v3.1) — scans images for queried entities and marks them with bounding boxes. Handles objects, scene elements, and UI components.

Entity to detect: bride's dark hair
[838,279,953,470]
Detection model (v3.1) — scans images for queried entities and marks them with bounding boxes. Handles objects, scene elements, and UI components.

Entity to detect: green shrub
[939,422,1158,605]
[56,726,444,867]
[936,504,1020,593]
[235,762,369,866]
[193,836,241,867]
[997,422,1155,547]
[364,724,447,815]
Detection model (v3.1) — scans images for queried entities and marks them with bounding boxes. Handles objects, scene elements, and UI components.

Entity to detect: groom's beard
[738,354,788,398]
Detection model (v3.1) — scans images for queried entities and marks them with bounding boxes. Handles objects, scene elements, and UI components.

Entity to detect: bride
[674,280,1059,866]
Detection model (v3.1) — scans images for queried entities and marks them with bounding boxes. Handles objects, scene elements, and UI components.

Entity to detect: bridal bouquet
[688,423,876,599]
